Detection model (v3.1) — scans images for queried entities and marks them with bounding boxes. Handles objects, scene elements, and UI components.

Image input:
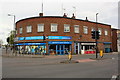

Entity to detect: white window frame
[105,29,108,35]
[19,27,23,34]
[83,26,88,34]
[26,25,32,33]
[64,24,70,32]
[98,28,102,35]
[51,23,58,32]
[74,25,79,33]
[37,24,44,32]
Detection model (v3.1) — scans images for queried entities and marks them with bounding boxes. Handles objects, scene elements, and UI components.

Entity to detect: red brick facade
[15,14,112,54]
[111,29,118,52]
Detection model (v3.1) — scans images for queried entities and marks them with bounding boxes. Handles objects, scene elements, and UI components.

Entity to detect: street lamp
[95,13,99,58]
[8,14,16,54]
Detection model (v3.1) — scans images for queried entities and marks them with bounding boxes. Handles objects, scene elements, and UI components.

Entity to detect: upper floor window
[37,24,44,32]
[105,29,108,35]
[26,25,32,33]
[74,25,79,33]
[91,27,95,31]
[98,28,102,35]
[19,27,23,34]
[83,26,88,34]
[64,24,70,32]
[51,23,58,32]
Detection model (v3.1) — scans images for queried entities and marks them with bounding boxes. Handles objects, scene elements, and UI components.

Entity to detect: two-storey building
[15,13,112,55]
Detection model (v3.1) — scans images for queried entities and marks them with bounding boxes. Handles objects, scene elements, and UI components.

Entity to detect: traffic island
[60,60,79,64]
[89,58,112,60]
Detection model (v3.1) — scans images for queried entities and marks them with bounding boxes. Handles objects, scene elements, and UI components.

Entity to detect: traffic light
[91,31,100,39]
[91,31,96,39]
[7,37,10,43]
[96,31,100,39]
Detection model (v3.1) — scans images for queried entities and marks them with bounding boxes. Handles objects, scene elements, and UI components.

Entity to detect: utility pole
[8,14,16,56]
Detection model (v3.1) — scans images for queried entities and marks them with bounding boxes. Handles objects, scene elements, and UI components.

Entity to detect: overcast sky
[0,0,119,44]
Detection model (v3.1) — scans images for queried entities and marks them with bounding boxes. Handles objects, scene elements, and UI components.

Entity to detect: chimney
[63,13,67,17]
[39,13,43,16]
[85,17,88,21]
[71,13,75,19]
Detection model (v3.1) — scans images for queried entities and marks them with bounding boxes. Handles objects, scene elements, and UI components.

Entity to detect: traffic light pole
[95,13,98,59]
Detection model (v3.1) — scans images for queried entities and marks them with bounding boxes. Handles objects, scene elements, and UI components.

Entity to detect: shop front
[103,42,112,53]
[15,43,46,55]
[48,41,72,55]
[81,43,96,54]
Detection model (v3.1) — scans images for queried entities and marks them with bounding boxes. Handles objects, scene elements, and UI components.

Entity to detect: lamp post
[95,13,98,58]
[8,14,16,54]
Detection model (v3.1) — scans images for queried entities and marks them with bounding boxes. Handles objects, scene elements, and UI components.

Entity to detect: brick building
[15,13,113,55]
[111,28,118,52]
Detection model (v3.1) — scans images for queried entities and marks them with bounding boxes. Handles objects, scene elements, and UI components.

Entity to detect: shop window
[26,25,32,33]
[19,27,23,34]
[37,24,44,32]
[64,24,70,32]
[83,26,88,34]
[51,24,58,32]
[74,25,79,33]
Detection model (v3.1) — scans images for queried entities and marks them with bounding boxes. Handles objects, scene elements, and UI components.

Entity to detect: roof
[16,16,111,26]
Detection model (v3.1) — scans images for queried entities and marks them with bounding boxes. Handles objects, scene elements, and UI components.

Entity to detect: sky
[0,0,119,44]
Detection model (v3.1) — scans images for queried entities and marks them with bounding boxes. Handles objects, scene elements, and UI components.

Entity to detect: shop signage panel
[15,43,46,45]
[48,41,72,44]
[25,36,43,40]
[15,43,23,45]
[18,37,25,40]
[48,36,72,39]
[18,36,72,40]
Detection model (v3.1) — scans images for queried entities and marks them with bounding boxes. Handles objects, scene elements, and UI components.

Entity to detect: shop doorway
[49,44,71,55]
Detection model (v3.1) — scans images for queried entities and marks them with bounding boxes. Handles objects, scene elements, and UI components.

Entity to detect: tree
[7,30,16,45]
[0,39,3,48]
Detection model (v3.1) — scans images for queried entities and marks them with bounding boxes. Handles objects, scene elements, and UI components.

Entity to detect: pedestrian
[31,47,35,55]
[40,47,43,55]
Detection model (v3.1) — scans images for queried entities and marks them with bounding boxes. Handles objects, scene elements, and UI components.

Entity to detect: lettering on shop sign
[48,41,72,44]
[48,36,72,39]
[18,36,72,41]
[15,43,46,45]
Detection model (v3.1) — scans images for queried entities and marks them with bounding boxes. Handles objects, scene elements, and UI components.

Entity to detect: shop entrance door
[56,45,64,55]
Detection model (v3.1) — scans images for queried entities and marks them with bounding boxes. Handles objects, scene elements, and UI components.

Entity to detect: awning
[15,43,46,45]
[103,42,112,44]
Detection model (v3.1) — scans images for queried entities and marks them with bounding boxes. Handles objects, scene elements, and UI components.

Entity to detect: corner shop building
[15,13,113,55]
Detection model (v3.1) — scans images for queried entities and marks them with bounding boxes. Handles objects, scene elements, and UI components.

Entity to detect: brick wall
[111,29,118,52]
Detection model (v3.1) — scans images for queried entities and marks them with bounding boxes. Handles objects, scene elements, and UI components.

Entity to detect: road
[1,49,119,79]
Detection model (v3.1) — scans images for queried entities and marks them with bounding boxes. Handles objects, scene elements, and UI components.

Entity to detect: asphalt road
[2,49,119,78]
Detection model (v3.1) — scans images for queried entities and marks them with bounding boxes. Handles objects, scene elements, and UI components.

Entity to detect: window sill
[51,31,58,32]
[64,32,70,33]
[37,31,44,33]
[26,32,32,34]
